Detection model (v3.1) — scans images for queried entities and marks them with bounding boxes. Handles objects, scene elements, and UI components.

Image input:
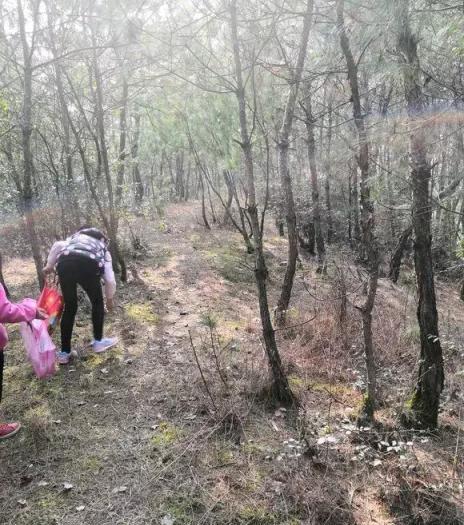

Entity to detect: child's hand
[106,298,115,312]
[36,307,48,320]
[42,266,54,276]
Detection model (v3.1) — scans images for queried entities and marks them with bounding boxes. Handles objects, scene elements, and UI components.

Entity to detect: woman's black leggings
[57,257,104,353]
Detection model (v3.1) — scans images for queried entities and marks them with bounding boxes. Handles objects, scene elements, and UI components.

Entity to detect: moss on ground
[151,421,182,448]
[202,243,254,284]
[402,324,421,344]
[79,454,103,473]
[125,302,160,324]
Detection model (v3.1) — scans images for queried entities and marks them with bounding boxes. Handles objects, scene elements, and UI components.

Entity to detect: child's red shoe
[0,422,21,440]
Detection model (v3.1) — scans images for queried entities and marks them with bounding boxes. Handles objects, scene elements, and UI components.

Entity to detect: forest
[0,0,463,524]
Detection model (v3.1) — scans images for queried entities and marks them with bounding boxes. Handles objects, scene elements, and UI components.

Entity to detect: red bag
[37,284,64,334]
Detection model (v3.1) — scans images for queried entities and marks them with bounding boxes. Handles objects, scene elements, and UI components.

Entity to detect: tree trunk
[298,221,315,255]
[350,161,361,249]
[275,0,314,322]
[116,75,129,209]
[388,225,413,283]
[132,112,144,205]
[397,0,444,429]
[348,171,353,245]
[46,0,80,228]
[302,86,326,272]
[222,170,234,225]
[230,0,293,404]
[17,0,44,289]
[198,170,210,230]
[325,98,335,244]
[175,152,185,200]
[206,177,217,223]
[90,28,127,281]
[337,0,379,423]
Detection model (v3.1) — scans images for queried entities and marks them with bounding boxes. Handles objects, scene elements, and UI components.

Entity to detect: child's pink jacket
[0,284,36,351]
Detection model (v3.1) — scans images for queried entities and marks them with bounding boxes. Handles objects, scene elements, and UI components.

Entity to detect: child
[43,227,117,365]
[0,283,44,439]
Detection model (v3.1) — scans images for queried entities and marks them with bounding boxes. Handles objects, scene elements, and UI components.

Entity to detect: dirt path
[0,204,263,525]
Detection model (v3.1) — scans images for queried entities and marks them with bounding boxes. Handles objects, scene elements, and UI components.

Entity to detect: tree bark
[46,0,80,229]
[230,0,293,404]
[116,75,129,210]
[325,98,335,244]
[17,0,44,289]
[198,170,210,230]
[302,86,326,272]
[275,0,314,322]
[388,225,413,283]
[90,26,127,282]
[397,0,444,429]
[350,161,361,249]
[222,170,234,225]
[132,112,144,205]
[337,0,379,423]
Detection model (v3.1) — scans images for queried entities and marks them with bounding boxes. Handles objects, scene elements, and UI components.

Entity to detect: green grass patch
[125,303,160,324]
[402,324,420,344]
[203,243,254,284]
[151,421,182,448]
[152,247,172,267]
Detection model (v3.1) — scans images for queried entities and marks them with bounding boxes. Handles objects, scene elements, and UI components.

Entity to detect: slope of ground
[0,203,463,525]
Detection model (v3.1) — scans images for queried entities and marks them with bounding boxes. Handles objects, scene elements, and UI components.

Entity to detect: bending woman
[44,227,117,365]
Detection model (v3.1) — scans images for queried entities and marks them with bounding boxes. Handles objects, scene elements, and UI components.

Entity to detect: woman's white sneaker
[92,337,118,353]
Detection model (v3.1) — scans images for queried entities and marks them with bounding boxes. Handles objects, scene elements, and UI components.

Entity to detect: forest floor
[0,202,463,525]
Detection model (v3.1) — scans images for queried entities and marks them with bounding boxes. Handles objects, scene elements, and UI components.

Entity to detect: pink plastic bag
[19,320,56,379]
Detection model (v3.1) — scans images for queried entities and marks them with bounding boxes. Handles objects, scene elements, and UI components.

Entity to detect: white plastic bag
[20,320,56,379]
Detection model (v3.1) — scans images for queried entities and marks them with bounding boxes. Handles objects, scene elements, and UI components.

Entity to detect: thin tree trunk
[46,0,80,228]
[175,152,185,200]
[222,170,234,225]
[385,148,396,242]
[389,225,413,283]
[302,86,326,272]
[90,28,127,282]
[17,0,44,289]
[198,170,210,230]
[276,0,314,322]
[116,75,129,210]
[206,176,217,223]
[325,98,335,244]
[230,0,293,404]
[397,0,444,429]
[350,161,361,249]
[348,171,353,246]
[337,0,379,423]
[132,112,144,205]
